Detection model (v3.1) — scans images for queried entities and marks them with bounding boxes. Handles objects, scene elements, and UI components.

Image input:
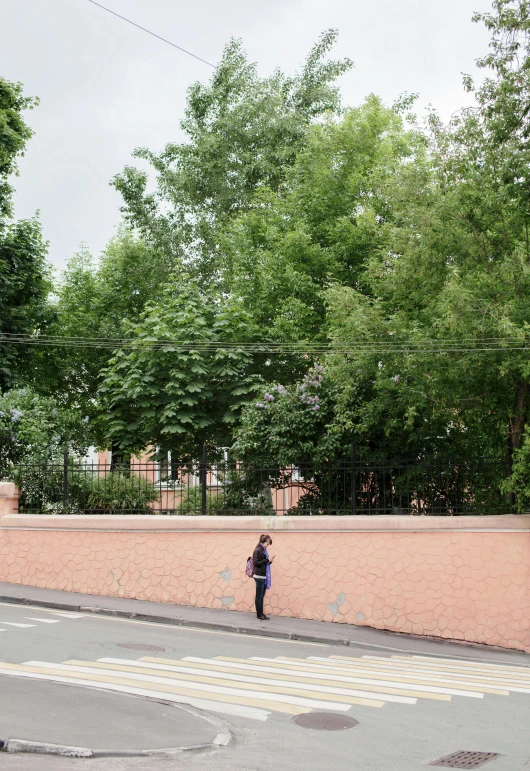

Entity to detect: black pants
[254,578,266,617]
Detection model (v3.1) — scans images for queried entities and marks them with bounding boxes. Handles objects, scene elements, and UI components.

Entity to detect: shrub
[16,463,158,515]
[174,485,224,515]
[81,471,158,514]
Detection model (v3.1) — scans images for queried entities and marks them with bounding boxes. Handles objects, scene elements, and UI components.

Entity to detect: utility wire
[1,333,525,345]
[86,0,215,68]
[1,333,529,354]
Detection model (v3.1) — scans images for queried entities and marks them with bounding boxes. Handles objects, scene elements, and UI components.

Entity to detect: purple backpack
[245,556,254,578]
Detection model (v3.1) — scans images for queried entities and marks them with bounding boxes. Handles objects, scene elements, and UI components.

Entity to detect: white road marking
[1,623,35,628]
[302,657,519,694]
[335,660,530,690]
[96,657,416,705]
[2,653,521,723]
[25,661,351,712]
[205,657,483,699]
[25,618,61,624]
[49,613,86,619]
[0,665,268,721]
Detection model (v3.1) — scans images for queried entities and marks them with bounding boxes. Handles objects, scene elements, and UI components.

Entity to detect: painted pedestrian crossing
[0,653,527,722]
[0,611,85,635]
[2,622,36,628]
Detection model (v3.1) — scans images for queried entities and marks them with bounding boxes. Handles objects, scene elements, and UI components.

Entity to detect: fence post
[201,444,207,516]
[63,446,69,514]
[351,442,356,515]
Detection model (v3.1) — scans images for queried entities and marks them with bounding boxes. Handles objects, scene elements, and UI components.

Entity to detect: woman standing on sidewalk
[253,534,274,620]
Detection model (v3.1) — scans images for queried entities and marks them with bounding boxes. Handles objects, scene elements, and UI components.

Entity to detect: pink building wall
[0,497,529,653]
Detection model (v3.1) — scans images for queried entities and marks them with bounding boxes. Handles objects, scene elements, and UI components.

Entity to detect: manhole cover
[292,713,358,731]
[430,751,501,768]
[117,643,165,652]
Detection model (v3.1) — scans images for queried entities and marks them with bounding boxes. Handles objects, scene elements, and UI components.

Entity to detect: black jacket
[252,544,269,577]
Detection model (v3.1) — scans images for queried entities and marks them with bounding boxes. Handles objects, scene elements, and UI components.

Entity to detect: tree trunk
[507,381,529,474]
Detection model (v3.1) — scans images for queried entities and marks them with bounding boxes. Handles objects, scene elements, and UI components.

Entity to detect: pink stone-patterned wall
[0,519,529,652]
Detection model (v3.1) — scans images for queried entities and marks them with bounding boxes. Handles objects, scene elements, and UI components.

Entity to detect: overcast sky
[1,0,493,273]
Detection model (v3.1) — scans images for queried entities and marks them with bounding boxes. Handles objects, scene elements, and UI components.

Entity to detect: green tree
[98,276,260,458]
[234,1,530,494]
[0,77,51,390]
[321,1,530,480]
[223,96,420,354]
[113,31,352,282]
[46,229,172,414]
[96,227,173,335]
[0,387,92,473]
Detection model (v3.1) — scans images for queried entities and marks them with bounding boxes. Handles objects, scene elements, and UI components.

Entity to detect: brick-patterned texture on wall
[0,528,529,652]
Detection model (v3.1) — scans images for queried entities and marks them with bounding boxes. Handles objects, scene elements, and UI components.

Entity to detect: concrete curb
[0,701,232,758]
[1,593,528,664]
[0,594,354,647]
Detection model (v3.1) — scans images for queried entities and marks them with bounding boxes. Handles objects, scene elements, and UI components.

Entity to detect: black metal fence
[5,454,515,516]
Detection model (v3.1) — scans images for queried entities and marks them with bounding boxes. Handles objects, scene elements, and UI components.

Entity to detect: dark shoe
[258,614,270,620]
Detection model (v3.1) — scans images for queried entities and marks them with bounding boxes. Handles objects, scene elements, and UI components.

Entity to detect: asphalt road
[0,600,529,771]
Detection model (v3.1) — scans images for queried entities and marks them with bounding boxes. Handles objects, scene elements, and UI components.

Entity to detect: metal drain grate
[117,643,165,652]
[430,751,501,768]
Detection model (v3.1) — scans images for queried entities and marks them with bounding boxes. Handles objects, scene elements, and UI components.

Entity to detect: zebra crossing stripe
[392,656,530,679]
[294,657,511,696]
[140,656,433,702]
[212,657,482,699]
[328,657,529,692]
[0,663,268,721]
[353,657,530,689]
[25,661,351,713]
[1,623,35,628]
[177,657,451,701]
[25,618,61,624]
[1,653,520,723]
[89,658,392,706]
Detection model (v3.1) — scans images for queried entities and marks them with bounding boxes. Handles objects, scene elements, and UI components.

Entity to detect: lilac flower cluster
[10,409,23,422]
[255,363,324,414]
[257,383,289,409]
[295,364,324,412]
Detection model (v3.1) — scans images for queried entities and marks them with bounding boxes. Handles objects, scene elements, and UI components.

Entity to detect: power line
[1,333,529,354]
[86,0,215,68]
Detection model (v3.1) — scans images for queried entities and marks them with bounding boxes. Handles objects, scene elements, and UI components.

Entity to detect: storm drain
[292,713,358,731]
[117,643,165,652]
[429,751,501,768]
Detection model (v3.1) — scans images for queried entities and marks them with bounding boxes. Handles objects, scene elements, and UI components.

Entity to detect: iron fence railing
[2,455,515,516]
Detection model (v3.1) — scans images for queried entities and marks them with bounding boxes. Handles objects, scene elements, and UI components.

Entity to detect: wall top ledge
[1,514,529,533]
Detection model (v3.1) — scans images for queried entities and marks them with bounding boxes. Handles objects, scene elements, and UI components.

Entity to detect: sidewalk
[0,675,221,757]
[1,581,528,667]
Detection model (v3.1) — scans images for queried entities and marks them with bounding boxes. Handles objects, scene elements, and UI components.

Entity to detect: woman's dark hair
[259,534,272,545]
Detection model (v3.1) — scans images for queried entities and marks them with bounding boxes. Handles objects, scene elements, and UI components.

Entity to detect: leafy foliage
[0,78,51,390]
[174,485,224,515]
[113,31,352,282]
[17,465,158,516]
[98,276,260,458]
[0,388,92,475]
[233,363,342,464]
